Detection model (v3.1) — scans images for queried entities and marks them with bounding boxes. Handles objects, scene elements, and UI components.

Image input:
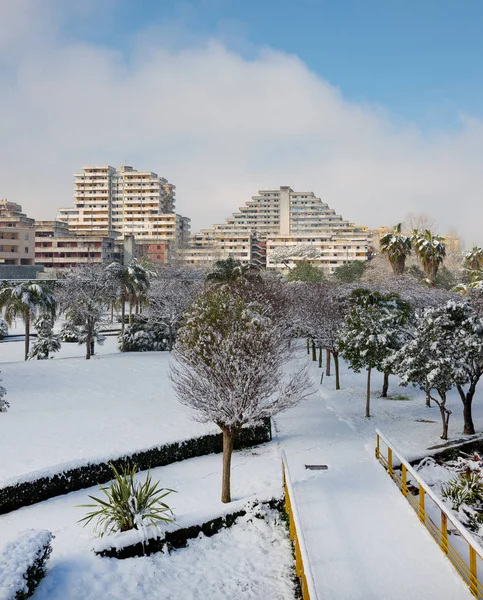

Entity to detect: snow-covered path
[274,366,472,599]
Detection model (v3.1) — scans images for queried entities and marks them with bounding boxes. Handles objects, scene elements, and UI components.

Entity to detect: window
[25,232,29,240]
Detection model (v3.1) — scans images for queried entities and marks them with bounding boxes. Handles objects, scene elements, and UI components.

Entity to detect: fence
[375,429,483,598]
[281,450,318,600]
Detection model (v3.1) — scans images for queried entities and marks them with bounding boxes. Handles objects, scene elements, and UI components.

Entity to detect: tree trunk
[110,302,114,324]
[381,371,389,398]
[311,341,316,362]
[425,379,431,407]
[325,349,331,376]
[90,339,95,356]
[129,300,133,325]
[306,338,310,354]
[24,310,30,361]
[318,346,322,368]
[121,299,126,335]
[366,367,371,418]
[334,352,340,390]
[221,427,236,503]
[169,324,173,352]
[86,323,92,360]
[457,383,476,435]
[433,391,451,440]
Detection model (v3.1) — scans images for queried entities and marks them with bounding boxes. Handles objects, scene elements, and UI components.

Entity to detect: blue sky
[1,0,483,243]
[70,0,483,129]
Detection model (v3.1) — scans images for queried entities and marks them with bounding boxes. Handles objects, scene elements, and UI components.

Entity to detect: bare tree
[58,264,117,359]
[146,279,202,350]
[170,287,313,503]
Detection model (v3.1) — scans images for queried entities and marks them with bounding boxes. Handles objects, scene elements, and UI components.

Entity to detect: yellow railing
[281,451,318,600]
[376,429,483,598]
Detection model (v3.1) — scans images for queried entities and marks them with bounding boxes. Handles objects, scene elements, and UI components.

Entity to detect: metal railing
[376,429,483,598]
[281,451,318,600]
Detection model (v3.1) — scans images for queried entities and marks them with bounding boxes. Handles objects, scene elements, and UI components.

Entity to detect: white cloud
[0,3,482,246]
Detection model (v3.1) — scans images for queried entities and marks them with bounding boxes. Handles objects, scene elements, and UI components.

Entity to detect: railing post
[375,433,380,460]
[470,546,478,596]
[419,486,425,523]
[441,512,448,555]
[387,447,393,477]
[402,464,407,497]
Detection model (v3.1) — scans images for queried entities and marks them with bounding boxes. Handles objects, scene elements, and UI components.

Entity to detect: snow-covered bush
[59,321,80,343]
[78,463,175,538]
[442,472,483,511]
[0,372,7,413]
[28,315,61,360]
[118,318,168,352]
[0,318,8,340]
[0,529,53,600]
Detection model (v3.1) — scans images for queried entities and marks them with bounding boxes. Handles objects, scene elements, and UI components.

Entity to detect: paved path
[274,381,472,600]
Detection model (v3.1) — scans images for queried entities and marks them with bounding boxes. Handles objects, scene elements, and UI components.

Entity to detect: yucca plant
[441,471,483,510]
[78,463,175,537]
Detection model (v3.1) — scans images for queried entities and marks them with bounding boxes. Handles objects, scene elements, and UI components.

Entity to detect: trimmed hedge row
[0,419,271,515]
[0,530,53,600]
[96,498,283,559]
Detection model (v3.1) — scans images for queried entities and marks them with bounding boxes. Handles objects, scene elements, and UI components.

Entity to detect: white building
[182,186,372,271]
[57,166,190,258]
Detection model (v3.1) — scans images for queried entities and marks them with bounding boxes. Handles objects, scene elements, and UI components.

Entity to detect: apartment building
[182,187,372,271]
[35,220,118,270]
[57,166,190,260]
[0,200,35,266]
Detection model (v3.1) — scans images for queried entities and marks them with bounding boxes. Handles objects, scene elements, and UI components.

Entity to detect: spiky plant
[441,471,483,510]
[379,223,412,275]
[78,463,175,537]
[465,247,483,271]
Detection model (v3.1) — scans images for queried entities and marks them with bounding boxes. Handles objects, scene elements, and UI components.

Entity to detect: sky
[0,0,482,245]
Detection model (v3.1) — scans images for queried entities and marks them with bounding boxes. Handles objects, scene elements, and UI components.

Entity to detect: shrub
[59,321,80,343]
[0,529,53,600]
[28,316,61,360]
[441,471,483,510]
[78,463,175,537]
[118,317,168,352]
[0,318,8,340]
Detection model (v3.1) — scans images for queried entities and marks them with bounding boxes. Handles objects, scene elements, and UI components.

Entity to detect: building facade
[57,166,190,260]
[182,187,372,271]
[0,200,35,266]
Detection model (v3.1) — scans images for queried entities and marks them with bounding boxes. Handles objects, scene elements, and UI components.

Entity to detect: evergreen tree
[379,223,412,275]
[28,315,61,360]
[412,229,447,286]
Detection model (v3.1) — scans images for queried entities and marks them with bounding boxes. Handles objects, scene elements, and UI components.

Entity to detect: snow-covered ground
[0,337,217,485]
[1,339,481,598]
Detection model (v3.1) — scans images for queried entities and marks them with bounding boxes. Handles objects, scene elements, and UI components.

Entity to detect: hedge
[95,498,283,559]
[0,418,271,515]
[0,529,53,600]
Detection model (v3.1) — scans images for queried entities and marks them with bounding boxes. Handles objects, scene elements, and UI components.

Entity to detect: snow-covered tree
[0,371,8,412]
[339,289,411,416]
[0,282,56,360]
[28,315,61,360]
[269,244,321,270]
[146,279,202,350]
[465,247,483,271]
[58,264,116,359]
[0,318,7,340]
[392,309,455,439]
[59,321,80,342]
[170,287,313,503]
[286,261,325,283]
[205,257,260,285]
[118,316,168,352]
[380,223,412,275]
[412,229,447,286]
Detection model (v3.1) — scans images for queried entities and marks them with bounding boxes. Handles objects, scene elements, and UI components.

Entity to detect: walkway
[273,369,472,599]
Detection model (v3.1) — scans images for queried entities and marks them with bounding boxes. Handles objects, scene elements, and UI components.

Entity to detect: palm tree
[107,259,151,333]
[412,229,447,286]
[464,247,483,271]
[379,223,412,275]
[206,257,259,284]
[0,282,56,360]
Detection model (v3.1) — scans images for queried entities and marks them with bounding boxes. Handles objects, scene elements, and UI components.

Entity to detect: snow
[1,336,481,598]
[274,352,473,599]
[0,529,52,600]
[0,336,217,485]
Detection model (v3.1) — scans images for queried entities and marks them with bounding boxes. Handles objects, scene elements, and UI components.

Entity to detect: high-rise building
[180,187,372,271]
[57,166,190,259]
[0,200,35,266]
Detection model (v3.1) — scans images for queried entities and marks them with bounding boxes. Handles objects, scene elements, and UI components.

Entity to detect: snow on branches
[170,286,313,502]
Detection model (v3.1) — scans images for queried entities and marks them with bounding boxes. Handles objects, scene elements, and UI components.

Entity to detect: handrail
[376,428,483,556]
[281,450,319,600]
[376,428,483,598]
